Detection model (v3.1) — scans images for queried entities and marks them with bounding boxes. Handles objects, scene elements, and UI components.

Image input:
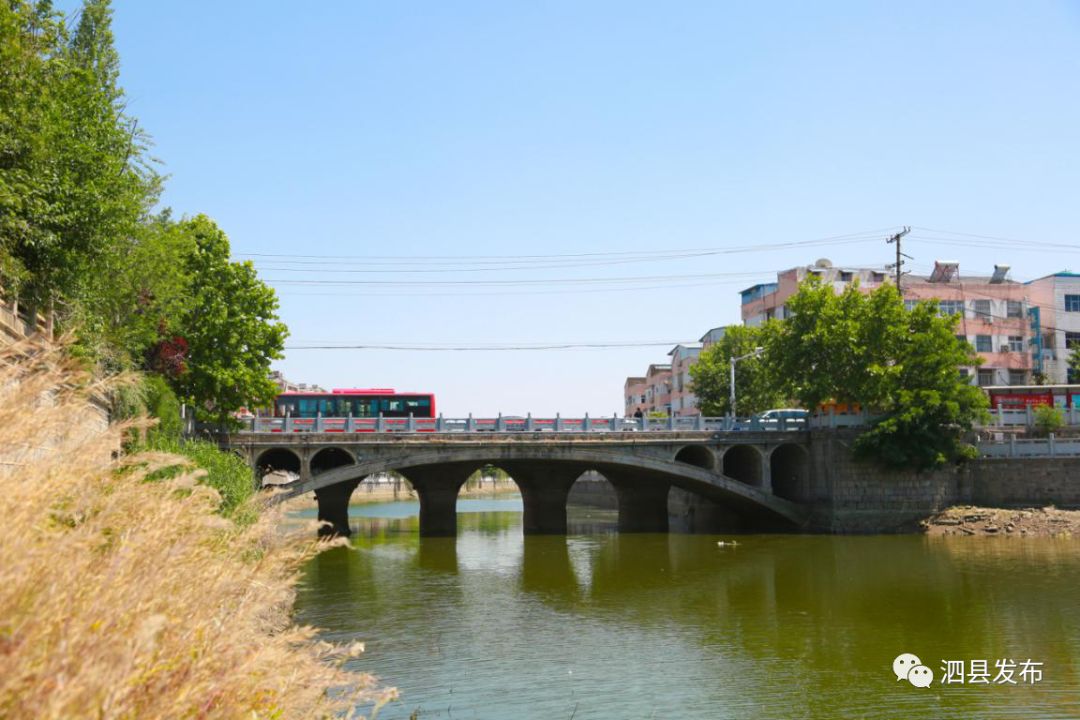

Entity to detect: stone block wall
[807,430,1080,532]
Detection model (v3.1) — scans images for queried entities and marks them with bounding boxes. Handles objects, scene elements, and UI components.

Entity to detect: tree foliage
[1,1,289,423]
[170,216,289,423]
[1069,344,1080,381]
[0,0,159,311]
[689,324,785,416]
[766,278,988,469]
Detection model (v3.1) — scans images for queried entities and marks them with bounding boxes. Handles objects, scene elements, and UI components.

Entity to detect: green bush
[143,374,183,443]
[1033,405,1065,436]
[146,437,256,520]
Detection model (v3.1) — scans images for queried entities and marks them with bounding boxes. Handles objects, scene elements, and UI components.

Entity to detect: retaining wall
[807,430,1080,532]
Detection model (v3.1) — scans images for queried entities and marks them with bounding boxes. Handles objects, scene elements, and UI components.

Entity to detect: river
[292,498,1080,719]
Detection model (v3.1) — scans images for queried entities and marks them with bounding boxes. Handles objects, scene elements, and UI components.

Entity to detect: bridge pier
[314,480,359,537]
[607,472,670,533]
[505,464,585,535]
[401,464,476,537]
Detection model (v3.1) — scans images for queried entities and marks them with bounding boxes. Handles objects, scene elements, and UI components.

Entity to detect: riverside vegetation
[1,0,287,426]
[690,278,990,470]
[0,2,395,713]
[0,341,393,718]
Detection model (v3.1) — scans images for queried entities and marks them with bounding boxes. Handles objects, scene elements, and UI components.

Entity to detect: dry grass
[0,340,394,719]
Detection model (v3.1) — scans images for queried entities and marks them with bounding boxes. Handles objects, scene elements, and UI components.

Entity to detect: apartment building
[623,365,674,416]
[740,259,1034,387]
[699,326,726,349]
[668,343,702,416]
[644,364,673,415]
[269,371,326,394]
[1026,272,1080,383]
[624,376,647,416]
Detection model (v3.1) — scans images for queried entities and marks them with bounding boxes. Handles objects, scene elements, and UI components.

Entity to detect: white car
[755,409,808,428]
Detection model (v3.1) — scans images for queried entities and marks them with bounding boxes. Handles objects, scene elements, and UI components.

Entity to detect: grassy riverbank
[0,342,391,718]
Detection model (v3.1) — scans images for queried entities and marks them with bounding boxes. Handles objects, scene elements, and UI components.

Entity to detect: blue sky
[101,0,1080,415]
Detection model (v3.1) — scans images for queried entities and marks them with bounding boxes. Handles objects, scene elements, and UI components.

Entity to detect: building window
[939,300,964,317]
[977,369,995,386]
[1008,336,1024,352]
[871,272,886,283]
[959,368,971,382]
[1008,370,1027,386]
[1066,295,1080,312]
[956,334,968,347]
[840,271,853,282]
[905,300,920,312]
[1067,332,1080,349]
[973,299,992,320]
[975,335,992,353]
[1006,300,1023,318]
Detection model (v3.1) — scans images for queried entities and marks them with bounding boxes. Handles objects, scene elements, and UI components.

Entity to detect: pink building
[644,364,673,415]
[668,343,702,416]
[624,376,647,416]
[741,259,1034,387]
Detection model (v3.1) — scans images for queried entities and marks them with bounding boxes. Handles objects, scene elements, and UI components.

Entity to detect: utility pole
[886,226,911,291]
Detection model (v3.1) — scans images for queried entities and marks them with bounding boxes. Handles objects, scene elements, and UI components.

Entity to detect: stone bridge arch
[262,443,809,538]
[674,444,716,471]
[770,443,810,502]
[722,444,764,487]
[254,448,301,485]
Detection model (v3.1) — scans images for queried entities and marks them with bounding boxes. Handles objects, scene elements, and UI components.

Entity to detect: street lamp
[729,346,765,420]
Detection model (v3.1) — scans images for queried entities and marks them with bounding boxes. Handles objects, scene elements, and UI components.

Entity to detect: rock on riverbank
[923,505,1080,537]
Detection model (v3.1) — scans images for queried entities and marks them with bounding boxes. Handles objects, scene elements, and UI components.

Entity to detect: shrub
[1033,405,1065,436]
[143,373,183,443]
[146,437,257,521]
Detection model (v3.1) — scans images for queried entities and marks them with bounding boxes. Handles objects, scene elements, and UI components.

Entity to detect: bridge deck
[231,415,809,435]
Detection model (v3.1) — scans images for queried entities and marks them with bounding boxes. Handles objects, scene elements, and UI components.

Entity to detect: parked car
[755,408,808,428]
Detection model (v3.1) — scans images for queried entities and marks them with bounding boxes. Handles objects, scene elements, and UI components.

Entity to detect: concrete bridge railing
[231,414,808,434]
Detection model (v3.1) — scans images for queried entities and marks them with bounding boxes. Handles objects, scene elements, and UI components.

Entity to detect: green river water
[292,499,1080,719]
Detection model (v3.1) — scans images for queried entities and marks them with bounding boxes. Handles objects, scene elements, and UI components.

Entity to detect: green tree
[1069,343,1080,382]
[766,278,988,469]
[1033,405,1065,437]
[170,216,288,423]
[0,0,159,317]
[689,325,784,416]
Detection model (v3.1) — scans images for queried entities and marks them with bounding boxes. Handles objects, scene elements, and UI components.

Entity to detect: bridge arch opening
[674,445,716,470]
[466,464,522,499]
[770,444,809,502]
[311,447,355,475]
[723,445,762,486]
[255,448,301,485]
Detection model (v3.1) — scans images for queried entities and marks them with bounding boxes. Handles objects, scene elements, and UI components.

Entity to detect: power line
[284,341,698,351]
[237,227,903,264]
[273,278,749,298]
[263,269,801,287]
[911,226,1080,251]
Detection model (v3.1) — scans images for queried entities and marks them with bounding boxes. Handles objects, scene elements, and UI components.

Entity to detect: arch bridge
[225,430,813,536]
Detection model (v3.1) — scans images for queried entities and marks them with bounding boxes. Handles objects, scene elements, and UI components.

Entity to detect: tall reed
[0,340,394,718]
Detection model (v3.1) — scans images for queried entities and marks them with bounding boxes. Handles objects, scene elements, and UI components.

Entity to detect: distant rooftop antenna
[929,260,960,283]
[990,264,1011,284]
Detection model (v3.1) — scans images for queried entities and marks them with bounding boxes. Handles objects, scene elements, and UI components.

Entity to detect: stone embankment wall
[806,430,1080,532]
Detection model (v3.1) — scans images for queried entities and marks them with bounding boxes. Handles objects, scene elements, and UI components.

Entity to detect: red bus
[274,388,436,418]
[985,385,1080,410]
